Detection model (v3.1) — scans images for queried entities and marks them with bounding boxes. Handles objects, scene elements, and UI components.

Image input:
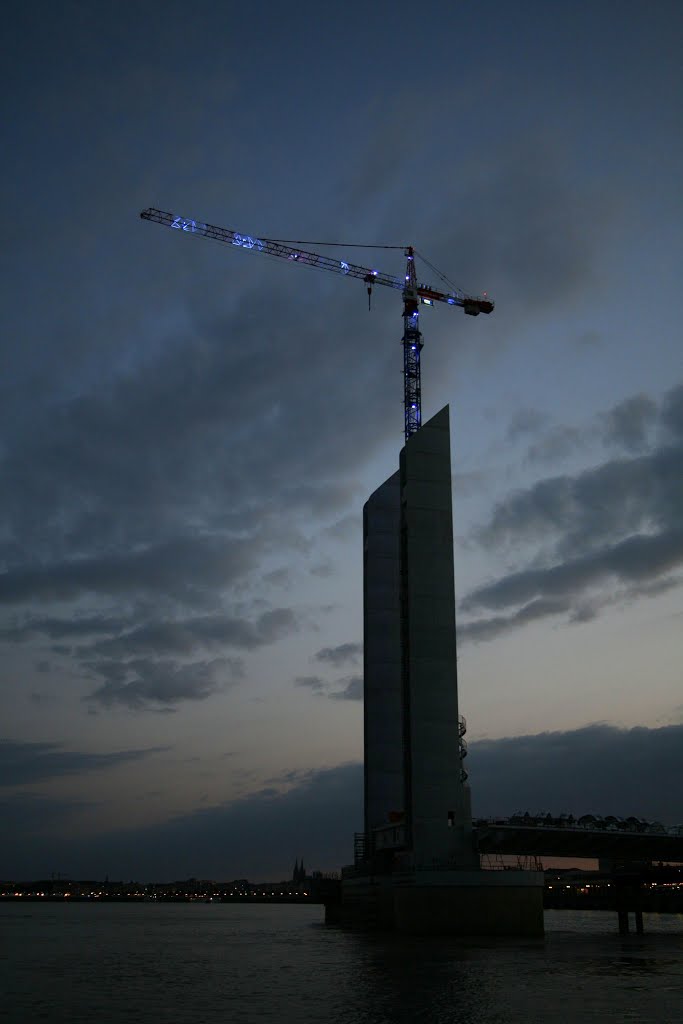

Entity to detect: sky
[1,0,682,881]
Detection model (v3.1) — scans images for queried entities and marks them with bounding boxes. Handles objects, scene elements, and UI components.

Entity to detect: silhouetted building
[292,859,306,884]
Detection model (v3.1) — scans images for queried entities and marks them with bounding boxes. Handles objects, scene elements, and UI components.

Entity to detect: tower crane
[140,208,494,441]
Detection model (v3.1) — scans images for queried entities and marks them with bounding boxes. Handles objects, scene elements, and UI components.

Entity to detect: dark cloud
[262,568,290,588]
[575,329,602,348]
[518,390,662,467]
[526,424,588,464]
[346,118,622,333]
[460,576,683,643]
[419,133,623,329]
[2,724,681,880]
[265,766,322,787]
[601,393,657,451]
[0,234,399,722]
[661,383,683,439]
[29,691,59,705]
[458,597,572,643]
[478,442,683,556]
[5,608,295,709]
[86,657,240,710]
[294,675,326,694]
[468,724,683,824]
[506,408,550,442]
[0,793,94,836]
[0,275,394,570]
[82,609,298,660]
[308,562,334,579]
[329,676,363,701]
[0,536,260,609]
[0,739,167,786]
[294,671,363,701]
[452,470,488,498]
[339,90,430,219]
[462,384,683,633]
[0,106,647,724]
[2,615,131,645]
[323,516,358,542]
[0,243,400,736]
[1,762,365,881]
[463,527,683,613]
[315,642,362,667]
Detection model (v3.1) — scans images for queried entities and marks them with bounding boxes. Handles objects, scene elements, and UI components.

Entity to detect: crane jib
[140,208,492,312]
[140,208,404,292]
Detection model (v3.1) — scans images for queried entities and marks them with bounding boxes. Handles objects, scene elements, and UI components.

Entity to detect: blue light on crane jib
[233,233,264,252]
[172,216,204,232]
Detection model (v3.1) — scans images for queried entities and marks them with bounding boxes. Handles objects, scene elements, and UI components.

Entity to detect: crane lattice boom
[140,207,493,439]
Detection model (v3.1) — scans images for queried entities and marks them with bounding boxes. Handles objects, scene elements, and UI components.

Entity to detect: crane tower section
[402,247,423,439]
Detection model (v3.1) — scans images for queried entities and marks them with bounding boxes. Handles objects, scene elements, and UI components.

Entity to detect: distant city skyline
[2,0,682,880]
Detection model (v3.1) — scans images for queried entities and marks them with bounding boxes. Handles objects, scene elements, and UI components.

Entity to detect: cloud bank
[2,724,680,879]
[461,383,683,640]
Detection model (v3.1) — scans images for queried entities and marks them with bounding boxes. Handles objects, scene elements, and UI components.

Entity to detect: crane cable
[414,249,464,297]
[233,233,466,295]
[262,237,406,250]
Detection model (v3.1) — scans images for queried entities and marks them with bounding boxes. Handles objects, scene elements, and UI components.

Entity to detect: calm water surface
[2,903,681,1023]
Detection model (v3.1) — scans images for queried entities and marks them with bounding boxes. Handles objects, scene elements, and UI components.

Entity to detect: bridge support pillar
[339,869,544,935]
[615,881,646,935]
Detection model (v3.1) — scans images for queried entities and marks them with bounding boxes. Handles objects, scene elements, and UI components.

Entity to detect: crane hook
[364,274,374,311]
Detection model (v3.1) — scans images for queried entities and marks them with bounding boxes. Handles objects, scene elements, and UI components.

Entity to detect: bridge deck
[475,821,683,862]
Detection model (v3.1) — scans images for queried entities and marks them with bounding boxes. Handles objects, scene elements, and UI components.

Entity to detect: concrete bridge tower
[364,406,475,868]
[345,406,544,934]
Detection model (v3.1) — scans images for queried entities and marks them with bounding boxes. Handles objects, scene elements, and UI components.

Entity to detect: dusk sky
[2,0,682,881]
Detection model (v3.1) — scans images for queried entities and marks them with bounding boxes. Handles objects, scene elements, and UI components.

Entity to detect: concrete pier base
[615,881,646,934]
[340,869,544,936]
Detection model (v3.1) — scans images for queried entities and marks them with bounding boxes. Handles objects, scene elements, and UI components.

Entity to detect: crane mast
[140,208,493,441]
[402,247,423,439]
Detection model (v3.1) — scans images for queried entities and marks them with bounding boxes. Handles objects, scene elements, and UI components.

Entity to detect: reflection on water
[1,904,681,1024]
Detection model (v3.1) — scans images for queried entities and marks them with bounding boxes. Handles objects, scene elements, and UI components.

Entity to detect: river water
[2,903,681,1023]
